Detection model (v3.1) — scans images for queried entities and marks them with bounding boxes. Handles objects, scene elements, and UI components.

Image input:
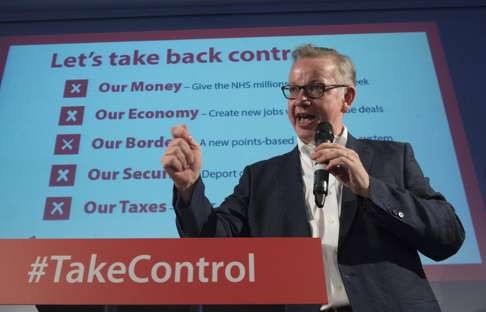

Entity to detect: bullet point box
[44,197,71,220]
[63,80,88,98]
[54,134,81,155]
[59,106,85,126]
[49,164,77,187]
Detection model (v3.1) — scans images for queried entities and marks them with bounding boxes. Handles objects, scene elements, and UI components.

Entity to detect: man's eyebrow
[287,80,323,85]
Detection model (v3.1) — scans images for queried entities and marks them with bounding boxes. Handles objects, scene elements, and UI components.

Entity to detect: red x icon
[63,80,88,98]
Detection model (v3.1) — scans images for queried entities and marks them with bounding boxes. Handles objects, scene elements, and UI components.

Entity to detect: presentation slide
[0,24,483,275]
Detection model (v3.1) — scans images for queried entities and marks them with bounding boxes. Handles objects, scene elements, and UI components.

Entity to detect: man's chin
[296,129,314,144]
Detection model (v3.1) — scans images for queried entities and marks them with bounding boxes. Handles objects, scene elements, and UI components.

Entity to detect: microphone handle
[315,193,325,208]
[314,122,333,208]
[313,169,329,208]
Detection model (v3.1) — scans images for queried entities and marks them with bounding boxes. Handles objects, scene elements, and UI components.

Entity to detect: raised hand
[161,125,202,201]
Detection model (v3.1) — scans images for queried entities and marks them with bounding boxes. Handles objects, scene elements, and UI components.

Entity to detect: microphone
[313,122,334,208]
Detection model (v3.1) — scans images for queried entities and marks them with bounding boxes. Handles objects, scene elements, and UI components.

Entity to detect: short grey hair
[292,44,356,87]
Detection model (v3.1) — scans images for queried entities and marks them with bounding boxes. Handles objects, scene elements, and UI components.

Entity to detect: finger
[314,144,357,162]
[162,154,183,172]
[173,147,190,169]
[163,166,177,178]
[347,150,359,161]
[173,139,194,165]
[326,156,350,170]
[312,148,346,164]
[166,137,189,151]
[187,135,200,150]
[163,141,193,170]
[325,157,348,182]
[171,125,200,151]
[171,124,190,140]
[313,147,358,164]
[314,142,345,152]
[166,138,194,162]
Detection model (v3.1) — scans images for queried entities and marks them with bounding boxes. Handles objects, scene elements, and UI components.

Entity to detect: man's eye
[288,86,300,93]
[308,84,324,92]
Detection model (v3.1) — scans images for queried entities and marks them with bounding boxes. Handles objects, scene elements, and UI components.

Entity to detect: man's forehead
[288,57,337,81]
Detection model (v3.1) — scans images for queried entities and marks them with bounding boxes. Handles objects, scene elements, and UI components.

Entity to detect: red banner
[0,238,327,305]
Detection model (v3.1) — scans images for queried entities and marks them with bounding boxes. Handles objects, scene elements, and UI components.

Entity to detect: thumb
[171,124,193,143]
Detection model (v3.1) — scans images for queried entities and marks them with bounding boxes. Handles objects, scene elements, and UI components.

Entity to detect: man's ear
[342,86,356,112]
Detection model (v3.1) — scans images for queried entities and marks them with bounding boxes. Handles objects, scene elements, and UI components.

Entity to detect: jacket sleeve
[366,143,465,261]
[173,166,252,237]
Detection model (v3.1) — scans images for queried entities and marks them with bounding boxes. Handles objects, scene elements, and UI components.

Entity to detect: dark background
[1,0,485,311]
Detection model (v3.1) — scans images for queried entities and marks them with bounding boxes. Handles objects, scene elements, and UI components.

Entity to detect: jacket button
[398,211,405,218]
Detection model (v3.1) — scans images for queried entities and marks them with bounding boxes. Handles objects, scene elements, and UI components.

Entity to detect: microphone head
[315,122,334,145]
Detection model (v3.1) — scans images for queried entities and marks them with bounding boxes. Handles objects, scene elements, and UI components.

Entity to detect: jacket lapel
[278,146,311,236]
[339,134,373,244]
[275,136,373,239]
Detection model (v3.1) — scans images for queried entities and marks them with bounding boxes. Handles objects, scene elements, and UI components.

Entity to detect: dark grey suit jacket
[174,134,465,312]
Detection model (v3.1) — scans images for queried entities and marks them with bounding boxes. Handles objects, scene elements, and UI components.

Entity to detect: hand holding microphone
[312,122,370,204]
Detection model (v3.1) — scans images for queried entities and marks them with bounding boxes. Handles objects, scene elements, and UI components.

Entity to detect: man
[162,44,465,312]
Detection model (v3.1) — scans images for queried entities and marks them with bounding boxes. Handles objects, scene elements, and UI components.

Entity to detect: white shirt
[297,128,350,309]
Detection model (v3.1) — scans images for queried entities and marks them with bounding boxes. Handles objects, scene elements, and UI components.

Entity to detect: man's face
[287,57,352,144]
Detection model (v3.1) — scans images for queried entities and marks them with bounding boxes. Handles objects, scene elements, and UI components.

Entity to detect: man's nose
[296,91,311,106]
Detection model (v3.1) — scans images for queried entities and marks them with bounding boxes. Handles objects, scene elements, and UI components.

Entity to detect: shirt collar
[297,126,348,159]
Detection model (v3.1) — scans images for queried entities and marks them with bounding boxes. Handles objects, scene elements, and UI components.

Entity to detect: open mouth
[296,112,317,127]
